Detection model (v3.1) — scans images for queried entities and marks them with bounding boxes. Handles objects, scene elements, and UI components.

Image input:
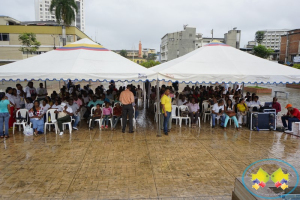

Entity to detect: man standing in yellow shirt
[161,88,172,135]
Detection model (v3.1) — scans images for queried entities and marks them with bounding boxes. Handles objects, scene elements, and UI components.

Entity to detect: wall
[280,33,300,62]
[166,27,196,61]
[224,30,241,48]
[0,25,90,61]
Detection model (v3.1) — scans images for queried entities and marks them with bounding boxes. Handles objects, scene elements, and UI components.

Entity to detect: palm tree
[50,0,78,46]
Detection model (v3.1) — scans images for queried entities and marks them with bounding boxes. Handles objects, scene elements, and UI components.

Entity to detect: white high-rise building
[258,29,290,50]
[34,0,85,32]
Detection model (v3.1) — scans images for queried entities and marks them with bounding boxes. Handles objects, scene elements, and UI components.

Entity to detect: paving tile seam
[144,137,160,198]
[62,132,97,199]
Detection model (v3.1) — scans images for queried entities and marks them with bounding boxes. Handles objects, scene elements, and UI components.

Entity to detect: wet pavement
[0,104,300,199]
[0,82,300,199]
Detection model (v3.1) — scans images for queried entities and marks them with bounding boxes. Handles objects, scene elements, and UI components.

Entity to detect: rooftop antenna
[183,24,188,30]
[132,43,136,60]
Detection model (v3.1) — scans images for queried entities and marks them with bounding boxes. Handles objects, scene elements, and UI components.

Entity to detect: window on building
[40,8,43,11]
[0,33,10,41]
[40,4,42,7]
[189,33,193,38]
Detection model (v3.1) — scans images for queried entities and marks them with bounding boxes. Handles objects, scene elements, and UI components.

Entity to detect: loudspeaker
[248,112,276,131]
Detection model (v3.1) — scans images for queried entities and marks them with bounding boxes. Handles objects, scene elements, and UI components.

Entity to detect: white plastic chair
[44,109,58,134]
[210,115,220,126]
[13,109,30,134]
[198,117,201,127]
[178,105,191,127]
[171,105,180,125]
[121,107,136,129]
[55,114,73,134]
[113,102,122,107]
[88,107,102,130]
[202,102,211,122]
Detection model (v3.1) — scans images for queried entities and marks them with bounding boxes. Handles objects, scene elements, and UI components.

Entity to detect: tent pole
[147,81,150,108]
[241,83,244,98]
[156,79,161,137]
[44,80,47,91]
[143,82,146,109]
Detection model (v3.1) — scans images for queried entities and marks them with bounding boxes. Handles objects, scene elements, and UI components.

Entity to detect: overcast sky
[1,0,299,51]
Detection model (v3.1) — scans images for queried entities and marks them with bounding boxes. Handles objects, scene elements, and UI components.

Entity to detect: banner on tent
[138,73,147,78]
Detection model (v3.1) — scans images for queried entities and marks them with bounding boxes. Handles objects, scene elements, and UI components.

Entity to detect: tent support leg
[44,80,47,90]
[156,79,161,137]
[147,81,150,108]
[143,82,146,109]
[241,83,244,97]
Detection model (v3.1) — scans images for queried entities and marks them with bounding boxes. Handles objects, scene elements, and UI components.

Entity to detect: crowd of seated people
[154,84,283,130]
[1,80,293,137]
[0,80,143,137]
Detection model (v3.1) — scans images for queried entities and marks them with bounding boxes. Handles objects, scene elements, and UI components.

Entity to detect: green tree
[18,33,41,58]
[143,54,147,59]
[253,44,274,59]
[119,50,127,57]
[293,64,300,69]
[140,60,160,68]
[147,53,157,61]
[50,0,78,46]
[255,31,265,44]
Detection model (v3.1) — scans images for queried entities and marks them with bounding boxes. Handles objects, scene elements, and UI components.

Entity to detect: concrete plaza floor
[1,106,300,200]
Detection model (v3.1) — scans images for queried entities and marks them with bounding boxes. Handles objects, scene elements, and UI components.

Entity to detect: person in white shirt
[250,96,261,111]
[177,95,187,106]
[82,92,91,106]
[12,88,21,109]
[40,99,50,113]
[25,98,34,110]
[186,98,200,126]
[211,99,225,128]
[68,99,80,130]
[16,84,25,108]
[54,103,73,135]
[36,83,48,101]
[51,100,61,110]
[136,85,143,99]
[245,97,252,107]
[5,87,15,107]
[24,82,37,98]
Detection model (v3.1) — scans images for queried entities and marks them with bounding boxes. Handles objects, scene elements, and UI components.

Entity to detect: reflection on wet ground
[0,83,299,199]
[1,104,300,200]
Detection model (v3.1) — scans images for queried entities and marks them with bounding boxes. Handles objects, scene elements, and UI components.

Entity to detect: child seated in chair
[89,104,102,130]
[101,102,112,129]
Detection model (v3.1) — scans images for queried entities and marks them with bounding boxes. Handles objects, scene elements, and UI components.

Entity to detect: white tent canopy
[152,41,300,84]
[0,38,157,82]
